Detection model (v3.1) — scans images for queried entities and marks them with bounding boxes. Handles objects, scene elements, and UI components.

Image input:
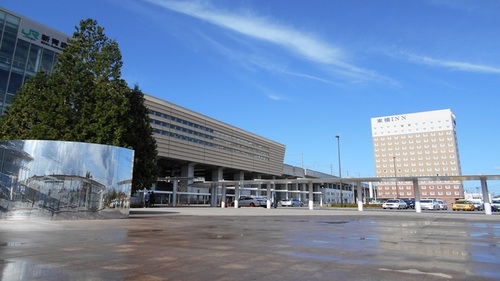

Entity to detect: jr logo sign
[21,28,40,41]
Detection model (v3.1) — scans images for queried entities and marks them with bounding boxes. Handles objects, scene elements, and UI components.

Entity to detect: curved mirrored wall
[0,140,134,220]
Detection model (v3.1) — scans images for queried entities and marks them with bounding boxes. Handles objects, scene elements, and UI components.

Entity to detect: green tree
[124,85,159,192]
[0,19,158,192]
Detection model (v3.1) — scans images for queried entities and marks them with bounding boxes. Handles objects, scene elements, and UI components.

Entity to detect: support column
[234,181,241,208]
[181,163,195,205]
[221,183,227,208]
[233,171,244,208]
[356,181,363,211]
[413,179,422,213]
[211,168,224,207]
[266,183,272,209]
[308,181,314,210]
[172,179,178,207]
[481,177,492,215]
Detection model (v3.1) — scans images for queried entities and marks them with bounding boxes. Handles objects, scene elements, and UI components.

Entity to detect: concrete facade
[371,109,463,204]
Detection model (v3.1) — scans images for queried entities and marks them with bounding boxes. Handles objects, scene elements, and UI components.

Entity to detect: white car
[280,198,304,207]
[382,199,407,209]
[420,199,439,210]
[237,196,267,207]
[437,200,448,210]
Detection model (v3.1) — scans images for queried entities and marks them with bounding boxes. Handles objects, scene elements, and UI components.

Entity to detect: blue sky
[3,0,500,194]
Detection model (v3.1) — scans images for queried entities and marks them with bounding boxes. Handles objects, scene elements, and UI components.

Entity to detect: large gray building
[0,6,353,206]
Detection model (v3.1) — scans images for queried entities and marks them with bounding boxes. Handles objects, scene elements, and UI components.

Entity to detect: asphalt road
[1,207,499,280]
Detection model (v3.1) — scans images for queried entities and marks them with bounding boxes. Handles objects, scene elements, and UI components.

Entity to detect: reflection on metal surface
[0,140,133,220]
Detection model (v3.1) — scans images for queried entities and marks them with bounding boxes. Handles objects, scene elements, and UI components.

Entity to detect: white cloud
[144,0,389,83]
[145,0,341,64]
[407,54,500,74]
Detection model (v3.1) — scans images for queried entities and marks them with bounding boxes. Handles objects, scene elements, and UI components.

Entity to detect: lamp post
[336,135,342,206]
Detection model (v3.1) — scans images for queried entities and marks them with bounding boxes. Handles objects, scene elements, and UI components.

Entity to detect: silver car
[420,199,439,210]
[437,200,448,210]
[382,199,407,209]
[280,198,304,207]
[237,196,267,207]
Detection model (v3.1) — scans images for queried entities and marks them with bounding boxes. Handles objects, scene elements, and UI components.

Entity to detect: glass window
[12,39,30,72]
[41,49,55,72]
[27,44,41,72]
[0,14,19,66]
[7,71,23,96]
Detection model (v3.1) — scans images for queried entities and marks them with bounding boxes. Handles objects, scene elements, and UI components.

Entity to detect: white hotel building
[371,109,463,203]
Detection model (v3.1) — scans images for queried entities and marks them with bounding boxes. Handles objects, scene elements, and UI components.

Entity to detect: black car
[404,199,415,209]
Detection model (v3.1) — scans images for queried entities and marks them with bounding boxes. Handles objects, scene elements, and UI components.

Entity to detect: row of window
[376,144,455,152]
[379,191,461,196]
[374,131,453,140]
[373,126,452,135]
[378,185,461,190]
[375,152,456,158]
[150,110,214,133]
[150,110,270,155]
[375,138,454,146]
[152,123,270,161]
[377,160,458,167]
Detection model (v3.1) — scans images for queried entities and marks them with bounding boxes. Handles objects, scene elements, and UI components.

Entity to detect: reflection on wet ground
[1,209,500,280]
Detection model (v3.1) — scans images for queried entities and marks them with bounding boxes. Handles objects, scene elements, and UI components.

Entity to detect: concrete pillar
[221,183,227,208]
[481,177,492,215]
[234,181,241,208]
[413,179,422,213]
[181,163,195,204]
[233,171,244,208]
[253,174,262,196]
[266,183,272,209]
[172,179,178,207]
[308,181,314,210]
[356,181,363,211]
[211,168,224,207]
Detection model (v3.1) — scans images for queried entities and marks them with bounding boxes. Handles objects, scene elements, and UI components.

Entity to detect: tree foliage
[124,85,160,191]
[0,19,158,192]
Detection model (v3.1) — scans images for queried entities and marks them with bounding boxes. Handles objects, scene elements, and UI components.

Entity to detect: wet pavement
[1,207,499,280]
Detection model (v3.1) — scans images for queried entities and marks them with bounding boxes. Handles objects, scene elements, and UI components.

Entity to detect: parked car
[238,196,267,207]
[382,199,407,209]
[280,198,304,207]
[452,199,475,211]
[470,200,484,211]
[420,199,439,210]
[490,199,500,212]
[437,200,448,210]
[404,199,415,209]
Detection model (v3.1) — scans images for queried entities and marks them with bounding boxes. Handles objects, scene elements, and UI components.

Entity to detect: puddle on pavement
[0,242,26,247]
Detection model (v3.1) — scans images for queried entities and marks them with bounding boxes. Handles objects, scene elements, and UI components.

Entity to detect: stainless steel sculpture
[0,140,134,220]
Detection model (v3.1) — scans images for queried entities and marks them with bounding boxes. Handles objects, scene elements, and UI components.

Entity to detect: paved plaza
[1,207,499,280]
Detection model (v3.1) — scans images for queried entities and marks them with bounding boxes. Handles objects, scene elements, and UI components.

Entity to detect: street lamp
[336,135,342,206]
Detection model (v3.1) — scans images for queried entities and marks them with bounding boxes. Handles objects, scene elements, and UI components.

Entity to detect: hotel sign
[376,115,407,124]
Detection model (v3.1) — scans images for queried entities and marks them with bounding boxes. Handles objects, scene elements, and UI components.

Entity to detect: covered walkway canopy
[191,174,500,215]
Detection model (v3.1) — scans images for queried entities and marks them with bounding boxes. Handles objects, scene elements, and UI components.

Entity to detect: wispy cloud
[407,54,500,74]
[144,0,388,83]
[145,0,341,64]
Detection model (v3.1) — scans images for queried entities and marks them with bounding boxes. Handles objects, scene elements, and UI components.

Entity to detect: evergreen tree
[125,85,159,192]
[0,19,158,192]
